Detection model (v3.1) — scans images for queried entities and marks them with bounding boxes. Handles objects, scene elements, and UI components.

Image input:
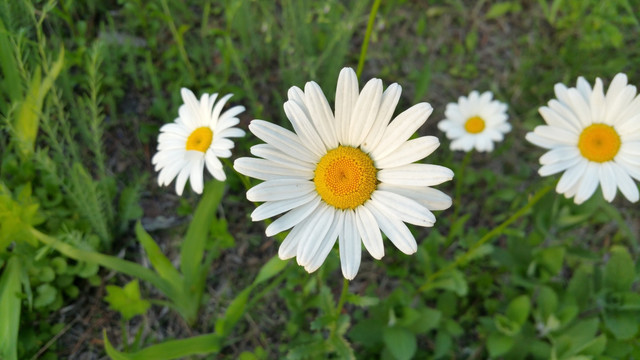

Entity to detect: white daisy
[526,73,640,204]
[234,67,453,280]
[438,90,511,152]
[152,88,245,195]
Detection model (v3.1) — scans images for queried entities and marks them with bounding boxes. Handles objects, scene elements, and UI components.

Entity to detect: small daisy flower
[438,90,511,152]
[526,73,640,204]
[234,67,453,280]
[152,88,245,195]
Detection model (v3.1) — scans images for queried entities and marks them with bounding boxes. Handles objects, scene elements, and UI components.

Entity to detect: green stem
[355,0,382,77]
[30,228,175,298]
[446,151,472,244]
[330,278,350,338]
[417,183,554,294]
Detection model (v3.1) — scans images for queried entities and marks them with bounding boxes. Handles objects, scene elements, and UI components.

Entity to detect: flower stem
[417,183,554,294]
[356,0,382,78]
[330,278,350,338]
[446,151,472,244]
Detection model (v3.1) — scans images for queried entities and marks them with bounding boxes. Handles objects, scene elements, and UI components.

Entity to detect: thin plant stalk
[417,183,554,294]
[446,151,472,244]
[356,0,382,77]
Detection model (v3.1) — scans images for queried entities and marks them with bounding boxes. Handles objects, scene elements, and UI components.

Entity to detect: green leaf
[34,283,57,308]
[430,268,468,296]
[0,257,22,360]
[580,334,606,356]
[215,287,250,336]
[494,314,520,336]
[382,326,417,360]
[603,246,635,293]
[103,330,222,360]
[604,310,639,340]
[329,334,355,360]
[104,280,151,320]
[181,180,224,285]
[537,286,558,320]
[14,47,65,157]
[506,295,530,325]
[487,332,515,358]
[407,307,441,334]
[486,2,520,19]
[537,246,565,276]
[253,256,287,285]
[135,221,182,289]
[567,263,594,310]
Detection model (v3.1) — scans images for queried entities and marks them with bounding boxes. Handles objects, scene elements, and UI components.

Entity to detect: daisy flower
[438,90,511,152]
[152,88,245,195]
[234,67,453,280]
[526,73,640,204]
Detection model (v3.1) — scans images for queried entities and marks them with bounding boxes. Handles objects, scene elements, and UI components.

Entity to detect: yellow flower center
[578,124,621,163]
[464,116,485,134]
[185,127,213,152]
[313,146,378,210]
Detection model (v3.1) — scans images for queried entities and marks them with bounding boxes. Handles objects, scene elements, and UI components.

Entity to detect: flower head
[234,68,453,279]
[152,88,245,195]
[526,73,640,204]
[438,90,511,152]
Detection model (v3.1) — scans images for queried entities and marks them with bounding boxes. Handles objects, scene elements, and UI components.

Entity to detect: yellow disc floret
[314,146,378,210]
[186,127,214,152]
[464,116,485,134]
[578,123,621,163]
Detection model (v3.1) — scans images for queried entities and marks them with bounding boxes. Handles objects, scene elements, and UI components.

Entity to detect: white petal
[297,204,335,266]
[250,192,317,221]
[175,165,191,196]
[538,106,580,134]
[538,155,582,176]
[246,179,315,202]
[250,144,315,171]
[574,163,600,204]
[567,88,592,127]
[531,125,579,146]
[556,159,588,194]
[179,88,203,128]
[266,196,322,236]
[590,78,606,124]
[189,158,205,194]
[279,220,306,260]
[377,183,452,211]
[598,162,617,202]
[249,120,317,163]
[611,162,639,202]
[304,211,343,274]
[335,68,359,144]
[539,147,580,165]
[339,210,361,280]
[284,100,326,156]
[355,205,384,259]
[365,200,417,255]
[361,83,402,153]
[348,78,383,147]
[211,94,233,127]
[371,103,433,160]
[371,190,436,227]
[374,136,440,169]
[378,164,454,187]
[304,82,339,149]
[233,157,313,181]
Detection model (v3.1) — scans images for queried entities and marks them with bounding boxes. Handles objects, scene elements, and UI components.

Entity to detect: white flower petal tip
[153,87,244,196]
[527,73,640,204]
[439,90,510,153]
[241,67,452,279]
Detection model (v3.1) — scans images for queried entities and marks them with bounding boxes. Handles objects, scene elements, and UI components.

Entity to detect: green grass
[1,0,639,359]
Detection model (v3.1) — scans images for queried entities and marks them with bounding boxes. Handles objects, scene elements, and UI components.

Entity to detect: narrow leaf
[0,257,22,360]
[135,221,183,289]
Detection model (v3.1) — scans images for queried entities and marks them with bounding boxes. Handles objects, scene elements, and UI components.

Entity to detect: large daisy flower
[152,88,245,195]
[526,73,640,204]
[438,90,511,152]
[234,67,453,280]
